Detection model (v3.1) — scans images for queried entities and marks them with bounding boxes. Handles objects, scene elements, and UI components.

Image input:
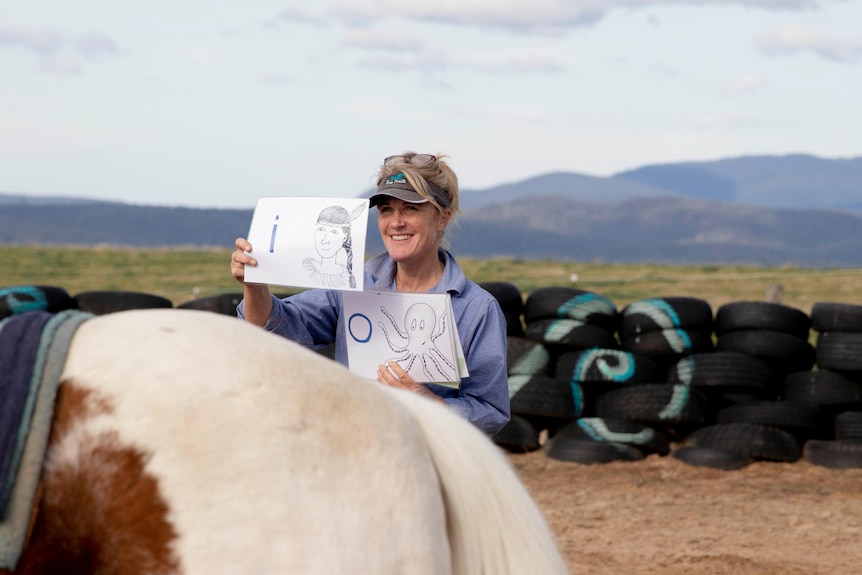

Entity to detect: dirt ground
[509,450,862,575]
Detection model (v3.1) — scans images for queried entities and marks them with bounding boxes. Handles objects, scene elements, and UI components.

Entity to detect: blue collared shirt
[238,249,511,436]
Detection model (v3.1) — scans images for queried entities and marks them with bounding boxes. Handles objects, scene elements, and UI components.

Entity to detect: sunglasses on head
[383,154,437,168]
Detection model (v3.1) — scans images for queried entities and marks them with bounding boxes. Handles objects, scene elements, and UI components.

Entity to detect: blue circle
[348,313,372,343]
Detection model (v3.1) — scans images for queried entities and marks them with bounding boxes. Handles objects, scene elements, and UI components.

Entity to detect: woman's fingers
[231,238,257,282]
[377,361,420,391]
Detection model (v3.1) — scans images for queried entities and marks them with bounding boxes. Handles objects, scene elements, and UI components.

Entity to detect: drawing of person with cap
[302,204,364,289]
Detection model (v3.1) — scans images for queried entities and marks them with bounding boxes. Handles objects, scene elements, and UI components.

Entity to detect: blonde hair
[375,152,460,216]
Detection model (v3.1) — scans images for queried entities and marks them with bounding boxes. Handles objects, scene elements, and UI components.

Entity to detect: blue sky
[1,0,860,208]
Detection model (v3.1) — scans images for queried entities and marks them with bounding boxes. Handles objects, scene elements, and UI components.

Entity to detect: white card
[342,290,468,387]
[244,196,369,291]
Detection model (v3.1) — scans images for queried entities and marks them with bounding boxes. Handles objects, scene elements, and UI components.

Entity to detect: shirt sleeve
[237,290,340,350]
[438,294,511,436]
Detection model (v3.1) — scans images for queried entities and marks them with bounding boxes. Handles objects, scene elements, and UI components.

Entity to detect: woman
[230,152,510,436]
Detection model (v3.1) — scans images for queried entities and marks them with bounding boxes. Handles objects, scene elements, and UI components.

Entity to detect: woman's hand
[231,238,257,284]
[230,237,273,326]
[377,361,445,403]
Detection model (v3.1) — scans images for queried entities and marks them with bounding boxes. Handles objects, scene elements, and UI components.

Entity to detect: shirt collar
[366,248,465,296]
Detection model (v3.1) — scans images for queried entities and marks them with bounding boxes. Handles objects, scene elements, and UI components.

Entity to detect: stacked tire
[483,282,542,452]
[715,301,814,379]
[0,285,77,318]
[798,302,862,468]
[618,297,715,376]
[73,290,173,315]
[577,297,716,458]
[489,286,862,471]
[671,301,817,469]
[495,286,622,457]
[178,293,244,316]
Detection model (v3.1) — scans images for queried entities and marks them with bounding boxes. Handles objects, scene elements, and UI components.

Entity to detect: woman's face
[376,198,450,266]
[314,222,347,259]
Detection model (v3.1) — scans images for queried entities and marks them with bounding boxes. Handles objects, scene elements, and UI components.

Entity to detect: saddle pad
[0,311,53,506]
[0,310,92,570]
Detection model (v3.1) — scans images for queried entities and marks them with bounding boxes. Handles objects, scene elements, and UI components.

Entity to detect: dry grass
[5,245,862,314]
[461,258,862,315]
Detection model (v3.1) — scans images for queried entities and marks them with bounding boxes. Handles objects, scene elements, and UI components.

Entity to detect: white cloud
[266,8,329,29]
[0,25,120,75]
[0,25,120,58]
[758,23,862,62]
[355,43,450,75]
[508,51,567,73]
[341,29,426,52]
[74,32,121,59]
[357,0,818,34]
[450,49,568,74]
[36,53,83,76]
[729,72,766,94]
[0,25,65,55]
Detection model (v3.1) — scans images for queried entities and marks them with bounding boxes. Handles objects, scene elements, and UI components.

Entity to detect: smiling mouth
[391,234,412,241]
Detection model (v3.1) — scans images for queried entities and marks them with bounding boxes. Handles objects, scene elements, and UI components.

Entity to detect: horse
[4,309,568,575]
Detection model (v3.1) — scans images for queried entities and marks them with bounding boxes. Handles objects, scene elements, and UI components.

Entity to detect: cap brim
[370,189,429,207]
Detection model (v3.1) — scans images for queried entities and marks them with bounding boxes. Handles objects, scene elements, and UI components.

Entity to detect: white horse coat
[10,309,568,575]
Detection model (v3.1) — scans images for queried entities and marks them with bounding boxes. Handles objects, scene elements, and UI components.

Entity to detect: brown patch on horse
[10,381,181,575]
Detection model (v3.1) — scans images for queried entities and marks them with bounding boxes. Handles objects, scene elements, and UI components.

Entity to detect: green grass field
[5,245,862,315]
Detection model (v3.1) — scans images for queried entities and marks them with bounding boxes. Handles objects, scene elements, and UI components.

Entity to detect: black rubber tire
[524,287,619,332]
[479,281,525,316]
[594,383,710,429]
[715,301,811,340]
[672,446,752,471]
[811,302,862,333]
[815,331,862,372]
[667,351,776,392]
[716,400,828,441]
[507,337,553,377]
[543,437,645,464]
[525,318,618,350]
[0,285,77,319]
[783,369,862,408]
[804,439,862,469]
[716,329,815,374]
[834,411,862,441]
[492,414,541,452]
[555,348,657,385]
[620,328,714,358]
[73,290,173,315]
[703,389,782,413]
[178,293,244,316]
[619,296,713,339]
[502,310,526,338]
[508,374,585,420]
[690,422,801,462]
[554,417,671,455]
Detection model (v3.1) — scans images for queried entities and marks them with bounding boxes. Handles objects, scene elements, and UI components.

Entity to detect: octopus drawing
[378,302,458,383]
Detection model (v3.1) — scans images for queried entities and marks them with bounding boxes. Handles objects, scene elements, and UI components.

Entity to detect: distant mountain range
[3,153,862,267]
